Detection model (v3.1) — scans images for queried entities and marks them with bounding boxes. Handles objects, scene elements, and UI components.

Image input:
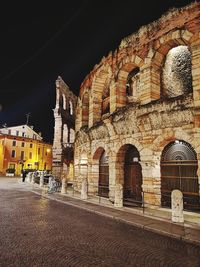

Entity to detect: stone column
[87,162,94,195]
[109,80,117,113]
[61,169,69,194]
[27,172,31,183]
[109,160,117,202]
[191,42,200,108]
[55,88,60,108]
[61,178,67,194]
[31,173,35,184]
[81,176,88,200]
[140,63,160,105]
[140,153,161,208]
[191,42,200,128]
[171,190,184,223]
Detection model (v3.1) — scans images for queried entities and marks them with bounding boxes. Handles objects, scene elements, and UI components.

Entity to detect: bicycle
[47,176,61,194]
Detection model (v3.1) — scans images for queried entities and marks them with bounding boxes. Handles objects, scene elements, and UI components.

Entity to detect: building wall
[0,141,4,174]
[52,76,77,180]
[0,125,42,140]
[74,2,200,213]
[0,135,52,176]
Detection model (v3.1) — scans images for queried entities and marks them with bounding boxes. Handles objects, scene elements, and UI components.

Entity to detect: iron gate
[123,145,142,207]
[161,141,199,211]
[98,151,109,197]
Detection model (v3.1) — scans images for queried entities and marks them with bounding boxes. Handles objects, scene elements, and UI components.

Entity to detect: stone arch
[81,91,89,127]
[91,140,110,158]
[153,129,194,155]
[115,143,143,206]
[93,147,106,160]
[113,138,143,161]
[90,65,112,124]
[155,29,193,55]
[150,29,194,100]
[116,55,143,107]
[152,131,199,208]
[92,147,109,197]
[161,45,192,97]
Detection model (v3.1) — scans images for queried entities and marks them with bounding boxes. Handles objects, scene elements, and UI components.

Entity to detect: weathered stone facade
[74,2,200,215]
[52,76,77,181]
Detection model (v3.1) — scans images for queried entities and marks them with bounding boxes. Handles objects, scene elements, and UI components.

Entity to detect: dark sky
[0,0,194,143]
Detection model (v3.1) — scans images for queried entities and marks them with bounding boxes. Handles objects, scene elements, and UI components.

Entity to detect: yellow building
[0,141,4,173]
[0,125,52,176]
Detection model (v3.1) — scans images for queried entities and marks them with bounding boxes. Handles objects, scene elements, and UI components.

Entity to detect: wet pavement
[0,177,200,267]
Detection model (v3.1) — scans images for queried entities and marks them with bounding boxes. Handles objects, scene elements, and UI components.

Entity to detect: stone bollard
[31,173,35,184]
[27,172,31,183]
[171,189,184,223]
[40,171,44,187]
[81,177,88,200]
[114,184,123,208]
[61,178,67,194]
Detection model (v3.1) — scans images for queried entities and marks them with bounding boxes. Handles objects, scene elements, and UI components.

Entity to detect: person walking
[22,169,26,182]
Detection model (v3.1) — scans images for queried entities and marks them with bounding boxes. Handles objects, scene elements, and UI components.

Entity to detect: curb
[30,189,200,246]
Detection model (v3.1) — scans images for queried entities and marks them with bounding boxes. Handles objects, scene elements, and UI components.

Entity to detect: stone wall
[74,2,200,214]
[52,76,77,180]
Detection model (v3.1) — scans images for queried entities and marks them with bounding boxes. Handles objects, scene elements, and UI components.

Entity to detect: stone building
[74,2,200,215]
[52,76,77,181]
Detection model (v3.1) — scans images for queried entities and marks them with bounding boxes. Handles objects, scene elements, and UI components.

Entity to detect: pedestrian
[22,169,26,182]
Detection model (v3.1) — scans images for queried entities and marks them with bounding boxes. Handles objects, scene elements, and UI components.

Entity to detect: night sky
[0,0,194,143]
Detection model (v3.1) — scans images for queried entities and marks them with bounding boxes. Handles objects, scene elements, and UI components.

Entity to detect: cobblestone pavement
[0,178,200,267]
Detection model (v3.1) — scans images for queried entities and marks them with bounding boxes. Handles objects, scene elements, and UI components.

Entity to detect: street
[0,178,199,267]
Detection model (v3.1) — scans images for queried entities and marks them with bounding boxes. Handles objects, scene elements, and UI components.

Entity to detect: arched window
[161,140,199,211]
[62,94,66,109]
[162,45,192,98]
[69,100,73,115]
[126,67,140,103]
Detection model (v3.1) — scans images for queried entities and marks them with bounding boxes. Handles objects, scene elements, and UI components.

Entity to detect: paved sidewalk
[25,182,200,246]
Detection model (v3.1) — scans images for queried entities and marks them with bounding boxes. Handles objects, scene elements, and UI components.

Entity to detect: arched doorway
[161,140,199,211]
[98,150,109,197]
[123,145,142,207]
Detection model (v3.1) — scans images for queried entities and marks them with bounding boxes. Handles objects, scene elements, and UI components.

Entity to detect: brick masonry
[52,76,77,181]
[73,2,200,220]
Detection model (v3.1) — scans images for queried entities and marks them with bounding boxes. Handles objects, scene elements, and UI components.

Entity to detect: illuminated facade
[74,2,200,219]
[0,125,52,176]
[52,76,77,180]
